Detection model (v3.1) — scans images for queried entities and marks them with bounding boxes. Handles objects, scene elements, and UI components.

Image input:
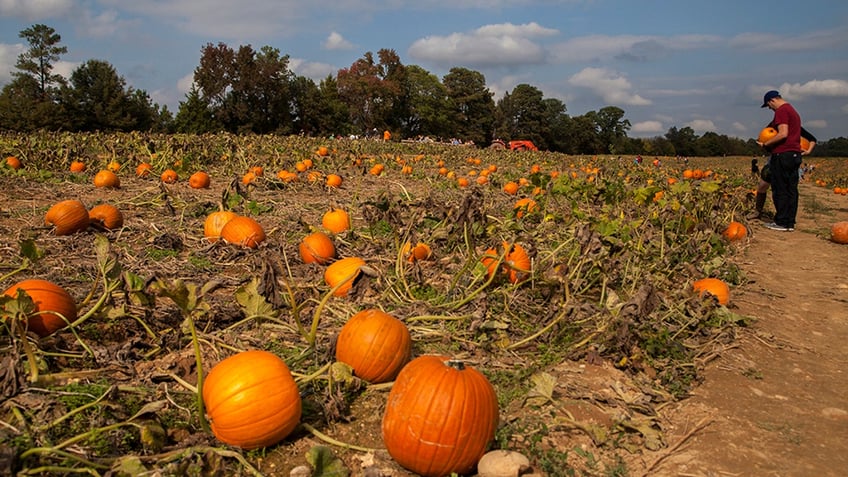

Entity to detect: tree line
[2,24,844,157]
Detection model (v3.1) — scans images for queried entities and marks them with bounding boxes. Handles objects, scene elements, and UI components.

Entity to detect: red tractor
[490,139,538,151]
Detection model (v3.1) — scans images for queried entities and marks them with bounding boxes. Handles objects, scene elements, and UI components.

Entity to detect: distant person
[751,157,759,179]
[755,90,805,232]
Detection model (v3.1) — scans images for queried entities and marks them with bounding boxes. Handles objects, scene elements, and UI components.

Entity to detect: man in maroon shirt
[757,90,803,231]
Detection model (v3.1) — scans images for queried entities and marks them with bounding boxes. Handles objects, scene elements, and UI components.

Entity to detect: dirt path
[650,182,848,476]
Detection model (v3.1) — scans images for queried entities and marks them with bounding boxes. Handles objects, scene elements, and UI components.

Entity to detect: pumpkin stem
[446,360,466,371]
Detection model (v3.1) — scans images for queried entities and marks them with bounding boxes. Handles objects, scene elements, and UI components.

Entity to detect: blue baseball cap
[761,90,780,108]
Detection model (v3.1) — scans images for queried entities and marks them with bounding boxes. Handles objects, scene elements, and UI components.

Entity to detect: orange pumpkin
[402,242,432,263]
[325,174,343,188]
[45,200,90,235]
[693,278,730,305]
[136,162,152,177]
[481,243,531,283]
[335,309,411,383]
[322,208,350,234]
[369,164,385,176]
[220,216,266,248]
[513,197,537,218]
[204,211,238,242]
[800,136,811,151]
[88,204,124,230]
[480,247,500,279]
[3,279,77,337]
[202,350,301,450]
[69,160,86,173]
[188,171,211,189]
[382,356,499,477]
[316,146,330,157]
[830,221,848,244]
[93,169,120,188]
[758,127,778,144]
[107,160,121,172]
[160,169,178,184]
[502,181,519,195]
[324,257,366,296]
[503,242,531,283]
[5,156,22,169]
[299,231,336,264]
[722,221,747,241]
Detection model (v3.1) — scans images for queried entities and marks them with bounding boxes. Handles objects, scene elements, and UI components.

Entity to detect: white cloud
[96,0,308,39]
[778,79,848,100]
[730,26,848,52]
[475,22,558,38]
[568,67,651,106]
[408,22,553,67]
[631,120,664,134]
[53,60,77,79]
[177,72,195,95]
[0,43,25,84]
[550,34,722,63]
[323,32,354,51]
[0,43,77,85]
[731,122,747,133]
[686,119,716,133]
[289,58,337,81]
[0,0,73,19]
[804,119,828,130]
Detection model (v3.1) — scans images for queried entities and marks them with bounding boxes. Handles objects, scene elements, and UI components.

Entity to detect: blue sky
[1,0,847,140]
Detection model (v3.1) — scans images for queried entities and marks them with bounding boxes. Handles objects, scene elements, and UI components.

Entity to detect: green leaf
[19,238,42,262]
[305,445,350,477]
[235,278,278,319]
[698,180,721,193]
[111,455,149,477]
[525,371,556,407]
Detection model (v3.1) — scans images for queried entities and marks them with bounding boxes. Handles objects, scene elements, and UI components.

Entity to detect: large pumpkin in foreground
[202,350,301,450]
[335,309,411,383]
[3,279,77,337]
[382,355,499,477]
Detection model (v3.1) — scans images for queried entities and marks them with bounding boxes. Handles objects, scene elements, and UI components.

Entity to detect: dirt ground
[2,155,847,477]
[636,181,848,476]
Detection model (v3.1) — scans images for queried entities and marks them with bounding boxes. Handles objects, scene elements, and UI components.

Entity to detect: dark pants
[770,151,802,227]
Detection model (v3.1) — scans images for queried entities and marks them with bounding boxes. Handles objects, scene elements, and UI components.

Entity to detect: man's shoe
[764,222,793,232]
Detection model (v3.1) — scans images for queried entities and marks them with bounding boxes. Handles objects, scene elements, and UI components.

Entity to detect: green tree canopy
[443,67,495,146]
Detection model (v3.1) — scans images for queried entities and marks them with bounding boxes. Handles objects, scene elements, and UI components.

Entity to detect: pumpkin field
[1,131,847,476]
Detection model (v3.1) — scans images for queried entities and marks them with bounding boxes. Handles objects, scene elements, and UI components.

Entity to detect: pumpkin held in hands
[758,127,778,144]
[335,309,411,383]
[3,279,77,337]
[382,355,499,477]
[202,350,302,450]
